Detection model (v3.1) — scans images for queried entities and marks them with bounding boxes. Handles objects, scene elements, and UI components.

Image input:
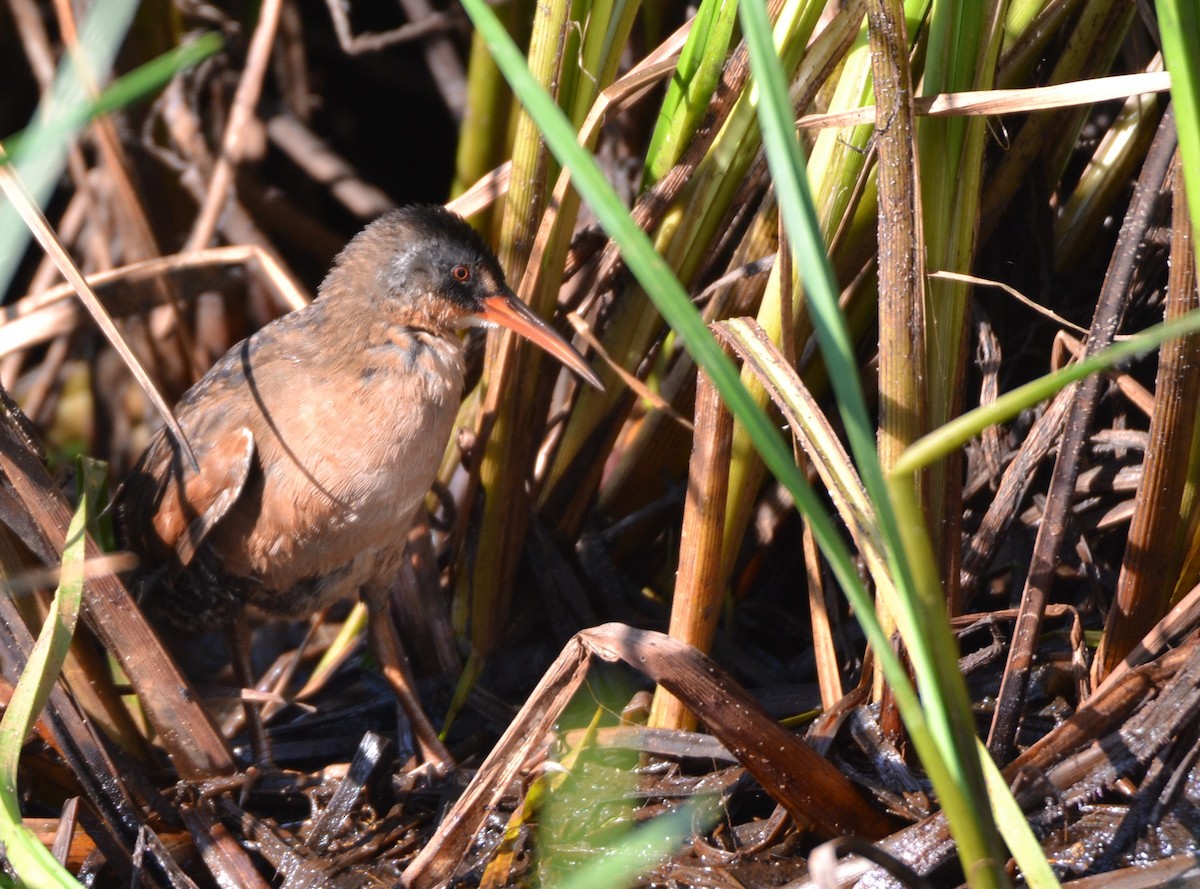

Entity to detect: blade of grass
[643,0,739,185]
[648,355,733,731]
[739,0,1010,882]
[554,800,717,889]
[919,0,1008,604]
[892,308,1200,479]
[0,493,89,889]
[1157,0,1200,240]
[977,738,1061,889]
[1,34,224,161]
[1095,167,1199,678]
[867,0,926,697]
[495,0,570,280]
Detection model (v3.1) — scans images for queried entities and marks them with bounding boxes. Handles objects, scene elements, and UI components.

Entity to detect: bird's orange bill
[480,292,604,389]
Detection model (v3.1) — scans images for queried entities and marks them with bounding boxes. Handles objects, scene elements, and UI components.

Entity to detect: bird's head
[323,205,602,388]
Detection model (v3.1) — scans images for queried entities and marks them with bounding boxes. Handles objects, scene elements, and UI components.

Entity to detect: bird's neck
[303,292,466,404]
[316,287,465,350]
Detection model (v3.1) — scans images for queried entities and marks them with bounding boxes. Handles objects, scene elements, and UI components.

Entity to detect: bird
[120,205,602,770]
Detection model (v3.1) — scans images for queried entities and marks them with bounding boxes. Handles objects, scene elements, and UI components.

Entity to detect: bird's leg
[227,621,274,769]
[363,584,454,774]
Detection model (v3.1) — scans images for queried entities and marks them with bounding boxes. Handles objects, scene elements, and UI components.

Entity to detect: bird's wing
[123,311,322,568]
[131,426,256,568]
[170,427,255,565]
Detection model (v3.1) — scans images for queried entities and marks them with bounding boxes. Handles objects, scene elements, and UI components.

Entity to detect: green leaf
[0,495,90,888]
[738,0,1010,884]
[1157,0,1200,239]
[644,0,738,184]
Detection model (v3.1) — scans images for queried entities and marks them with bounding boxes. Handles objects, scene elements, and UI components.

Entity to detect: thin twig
[186,0,284,251]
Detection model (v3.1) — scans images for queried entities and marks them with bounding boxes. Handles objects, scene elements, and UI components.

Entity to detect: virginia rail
[121,205,601,769]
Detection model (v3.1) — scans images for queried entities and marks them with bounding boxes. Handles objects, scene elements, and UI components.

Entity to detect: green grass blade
[0,29,224,296]
[0,494,90,888]
[978,739,1062,889]
[643,0,738,184]
[1157,0,1200,237]
[2,34,223,160]
[893,306,1200,478]
[554,800,714,889]
[739,0,1010,883]
[735,0,880,507]
[0,0,140,297]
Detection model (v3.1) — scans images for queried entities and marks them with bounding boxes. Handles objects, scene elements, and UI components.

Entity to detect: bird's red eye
[452,264,471,282]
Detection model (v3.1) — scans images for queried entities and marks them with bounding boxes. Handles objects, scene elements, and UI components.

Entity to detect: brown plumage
[121,205,600,767]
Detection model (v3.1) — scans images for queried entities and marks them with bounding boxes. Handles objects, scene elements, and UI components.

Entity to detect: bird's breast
[213,330,465,602]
